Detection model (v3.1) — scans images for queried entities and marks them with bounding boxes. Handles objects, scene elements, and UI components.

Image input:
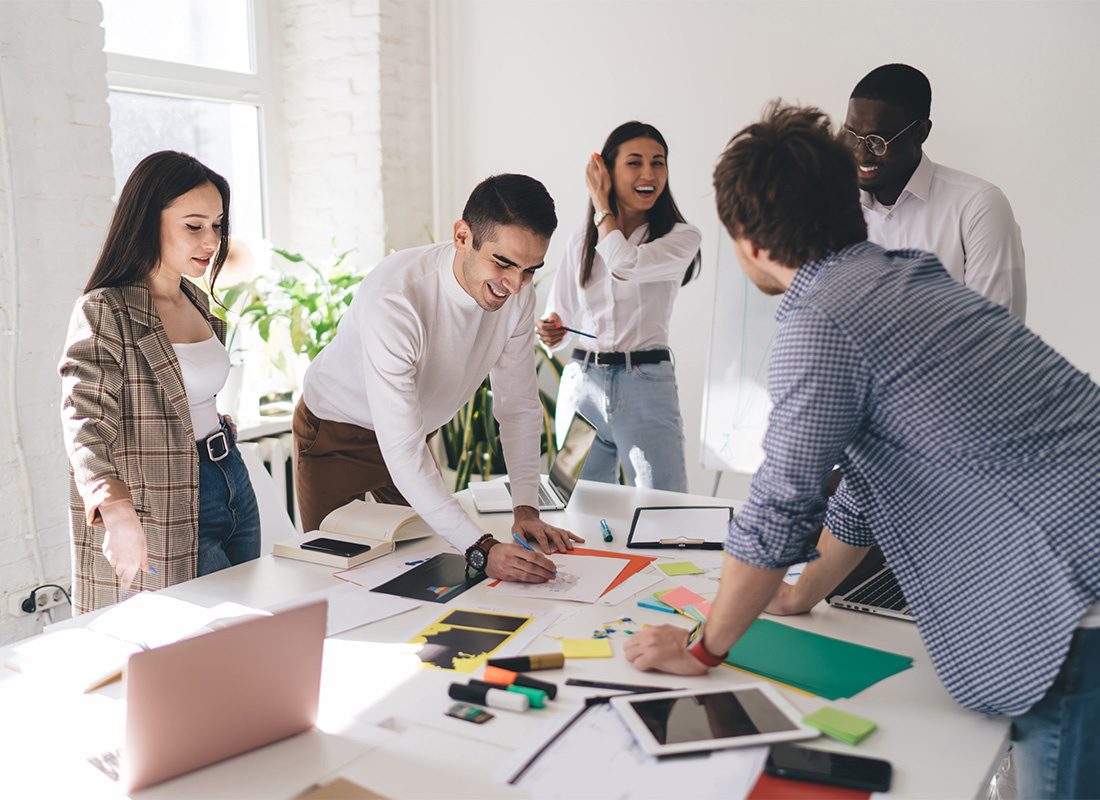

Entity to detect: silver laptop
[89,600,327,792]
[470,412,597,513]
[827,548,914,622]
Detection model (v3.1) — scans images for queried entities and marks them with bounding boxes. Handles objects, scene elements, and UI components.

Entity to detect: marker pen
[487,652,565,672]
[448,682,529,713]
[599,519,613,542]
[469,678,548,709]
[483,666,558,700]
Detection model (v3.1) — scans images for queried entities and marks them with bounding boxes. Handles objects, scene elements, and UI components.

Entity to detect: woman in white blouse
[537,121,701,492]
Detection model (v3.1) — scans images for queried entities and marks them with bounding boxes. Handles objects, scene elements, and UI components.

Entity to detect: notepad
[802,706,877,745]
[724,619,913,700]
[658,561,704,576]
[561,638,613,658]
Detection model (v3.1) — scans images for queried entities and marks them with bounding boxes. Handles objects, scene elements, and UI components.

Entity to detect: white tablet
[609,684,818,756]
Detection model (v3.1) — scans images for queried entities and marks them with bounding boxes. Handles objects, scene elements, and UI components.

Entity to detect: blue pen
[599,519,613,542]
[512,532,556,574]
[149,566,158,575]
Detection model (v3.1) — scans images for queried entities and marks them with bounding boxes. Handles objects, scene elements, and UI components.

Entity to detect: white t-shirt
[302,243,541,554]
[544,222,701,355]
[862,153,1026,320]
[172,334,229,440]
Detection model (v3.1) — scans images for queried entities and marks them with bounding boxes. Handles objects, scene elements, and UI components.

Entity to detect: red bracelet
[689,635,725,668]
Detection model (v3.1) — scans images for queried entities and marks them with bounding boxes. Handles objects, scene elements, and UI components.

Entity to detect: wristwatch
[592,208,612,228]
[687,623,724,668]
[464,533,498,573]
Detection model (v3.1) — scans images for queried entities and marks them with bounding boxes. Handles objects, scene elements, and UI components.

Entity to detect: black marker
[449,681,529,712]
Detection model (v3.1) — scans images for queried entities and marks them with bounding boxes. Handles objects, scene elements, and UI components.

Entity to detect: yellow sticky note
[658,561,704,576]
[561,638,613,658]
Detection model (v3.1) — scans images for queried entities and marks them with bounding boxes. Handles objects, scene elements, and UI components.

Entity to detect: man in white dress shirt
[294,174,580,583]
[844,63,1026,317]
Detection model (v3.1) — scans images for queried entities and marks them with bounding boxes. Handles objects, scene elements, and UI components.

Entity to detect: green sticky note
[802,706,877,745]
[658,561,704,576]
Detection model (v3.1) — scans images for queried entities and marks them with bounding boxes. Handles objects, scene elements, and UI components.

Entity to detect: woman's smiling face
[611,136,667,217]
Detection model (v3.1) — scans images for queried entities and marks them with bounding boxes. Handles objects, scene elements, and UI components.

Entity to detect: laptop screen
[547,413,597,503]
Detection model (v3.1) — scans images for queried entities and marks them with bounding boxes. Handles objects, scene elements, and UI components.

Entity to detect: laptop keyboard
[88,748,122,781]
[537,484,558,507]
[847,570,909,612]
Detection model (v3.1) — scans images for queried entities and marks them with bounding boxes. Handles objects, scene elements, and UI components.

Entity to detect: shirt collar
[776,240,880,321]
[442,245,480,309]
[859,151,934,208]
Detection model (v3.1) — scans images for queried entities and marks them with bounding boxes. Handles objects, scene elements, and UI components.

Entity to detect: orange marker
[483,666,558,700]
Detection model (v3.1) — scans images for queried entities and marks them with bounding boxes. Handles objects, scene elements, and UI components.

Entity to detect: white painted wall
[0,0,116,643]
[433,0,1100,499]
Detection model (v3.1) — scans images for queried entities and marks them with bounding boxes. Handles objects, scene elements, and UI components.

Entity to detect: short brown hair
[713,102,867,269]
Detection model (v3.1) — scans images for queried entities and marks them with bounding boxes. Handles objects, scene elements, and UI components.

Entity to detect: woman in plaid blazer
[60,152,261,613]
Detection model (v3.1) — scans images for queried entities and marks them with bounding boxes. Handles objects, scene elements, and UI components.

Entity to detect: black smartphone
[300,537,371,558]
[765,744,892,792]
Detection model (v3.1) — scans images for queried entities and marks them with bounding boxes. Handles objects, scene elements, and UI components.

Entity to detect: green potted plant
[440,345,565,492]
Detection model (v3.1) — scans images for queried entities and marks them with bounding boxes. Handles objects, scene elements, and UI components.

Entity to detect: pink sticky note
[657,585,708,611]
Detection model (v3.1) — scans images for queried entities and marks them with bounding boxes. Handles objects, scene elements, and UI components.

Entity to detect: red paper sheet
[488,547,655,597]
[747,772,871,800]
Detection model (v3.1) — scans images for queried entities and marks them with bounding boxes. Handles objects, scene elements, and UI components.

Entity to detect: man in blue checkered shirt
[624,103,1099,797]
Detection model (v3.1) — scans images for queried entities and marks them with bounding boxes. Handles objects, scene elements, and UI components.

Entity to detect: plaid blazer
[59,280,227,613]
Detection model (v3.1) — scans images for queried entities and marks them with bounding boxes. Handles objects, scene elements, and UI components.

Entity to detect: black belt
[571,348,671,366]
[197,427,235,462]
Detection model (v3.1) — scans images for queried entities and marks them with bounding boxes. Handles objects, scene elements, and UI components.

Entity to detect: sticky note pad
[802,706,877,745]
[561,638,613,658]
[658,562,704,576]
[657,586,709,611]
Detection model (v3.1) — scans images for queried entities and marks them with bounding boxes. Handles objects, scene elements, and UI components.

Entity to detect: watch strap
[688,626,725,668]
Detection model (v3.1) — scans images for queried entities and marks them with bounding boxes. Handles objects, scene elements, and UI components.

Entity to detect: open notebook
[274,500,434,568]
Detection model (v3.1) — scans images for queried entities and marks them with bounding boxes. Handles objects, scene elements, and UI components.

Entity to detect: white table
[0,481,1009,798]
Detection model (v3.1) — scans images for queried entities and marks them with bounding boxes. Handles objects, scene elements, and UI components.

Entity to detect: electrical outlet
[6,584,71,616]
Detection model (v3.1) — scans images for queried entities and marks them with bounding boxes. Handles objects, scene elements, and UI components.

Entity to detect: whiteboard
[699,234,779,474]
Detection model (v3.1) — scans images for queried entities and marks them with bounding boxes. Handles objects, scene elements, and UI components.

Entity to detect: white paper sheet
[596,570,665,606]
[505,702,767,799]
[87,593,266,649]
[269,582,420,636]
[491,554,627,604]
[336,546,448,589]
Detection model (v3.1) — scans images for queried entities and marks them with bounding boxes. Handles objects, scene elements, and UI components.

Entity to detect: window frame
[102,0,285,244]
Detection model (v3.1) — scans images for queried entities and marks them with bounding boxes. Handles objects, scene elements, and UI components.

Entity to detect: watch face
[467,547,487,572]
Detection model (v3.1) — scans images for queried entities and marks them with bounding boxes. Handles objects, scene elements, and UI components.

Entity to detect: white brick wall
[0,0,116,644]
[379,0,434,250]
[279,0,387,267]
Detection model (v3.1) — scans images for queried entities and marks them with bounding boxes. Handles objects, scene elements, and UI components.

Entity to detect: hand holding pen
[536,312,596,348]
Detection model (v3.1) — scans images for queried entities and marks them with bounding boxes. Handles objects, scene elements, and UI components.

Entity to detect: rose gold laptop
[90,600,327,792]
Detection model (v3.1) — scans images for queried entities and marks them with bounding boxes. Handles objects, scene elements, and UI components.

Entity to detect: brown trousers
[292,400,413,531]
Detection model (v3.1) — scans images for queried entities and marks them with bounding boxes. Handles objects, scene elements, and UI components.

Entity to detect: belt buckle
[592,351,603,366]
[206,430,229,462]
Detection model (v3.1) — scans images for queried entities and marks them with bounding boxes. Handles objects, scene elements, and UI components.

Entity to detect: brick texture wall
[0,0,116,643]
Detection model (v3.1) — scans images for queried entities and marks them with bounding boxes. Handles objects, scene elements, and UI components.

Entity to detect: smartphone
[300,537,371,558]
[765,744,892,792]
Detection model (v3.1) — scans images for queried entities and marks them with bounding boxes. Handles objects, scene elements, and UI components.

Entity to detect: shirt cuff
[83,477,133,527]
[594,230,635,276]
[724,516,821,570]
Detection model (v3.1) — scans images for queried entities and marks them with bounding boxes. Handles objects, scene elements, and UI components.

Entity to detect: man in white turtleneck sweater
[294,174,581,583]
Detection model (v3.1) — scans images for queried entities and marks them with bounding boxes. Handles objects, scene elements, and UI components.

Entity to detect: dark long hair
[85,151,231,297]
[580,121,700,287]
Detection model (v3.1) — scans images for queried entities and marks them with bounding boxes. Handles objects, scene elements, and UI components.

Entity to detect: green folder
[724,619,913,700]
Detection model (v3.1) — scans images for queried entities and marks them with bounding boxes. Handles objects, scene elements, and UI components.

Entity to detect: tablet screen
[627,688,798,744]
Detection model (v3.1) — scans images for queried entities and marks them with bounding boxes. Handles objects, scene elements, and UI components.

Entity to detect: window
[101,0,279,283]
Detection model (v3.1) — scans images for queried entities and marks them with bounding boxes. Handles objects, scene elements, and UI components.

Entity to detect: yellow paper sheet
[561,638,613,658]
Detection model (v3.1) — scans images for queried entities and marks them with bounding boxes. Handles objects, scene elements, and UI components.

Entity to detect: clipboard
[626,505,734,550]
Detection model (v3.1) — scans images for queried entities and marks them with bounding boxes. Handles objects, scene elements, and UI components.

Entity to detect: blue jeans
[1010,626,1100,798]
[197,444,261,576]
[555,356,688,492]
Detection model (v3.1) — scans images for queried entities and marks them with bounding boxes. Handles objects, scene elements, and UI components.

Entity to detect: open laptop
[469,412,597,513]
[826,547,914,622]
[90,600,327,792]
